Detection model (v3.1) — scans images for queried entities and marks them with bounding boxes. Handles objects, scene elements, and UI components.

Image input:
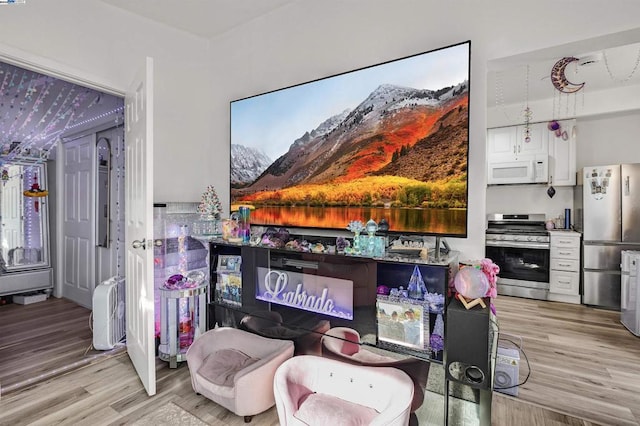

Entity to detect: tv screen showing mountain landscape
[230,41,470,236]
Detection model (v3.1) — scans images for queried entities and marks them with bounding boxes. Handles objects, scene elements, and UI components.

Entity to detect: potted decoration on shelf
[194,185,224,236]
[197,185,223,220]
[346,220,365,254]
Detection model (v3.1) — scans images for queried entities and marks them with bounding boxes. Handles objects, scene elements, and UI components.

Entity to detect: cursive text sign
[256,267,354,320]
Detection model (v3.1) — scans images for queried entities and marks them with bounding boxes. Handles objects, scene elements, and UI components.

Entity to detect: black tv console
[204,239,494,425]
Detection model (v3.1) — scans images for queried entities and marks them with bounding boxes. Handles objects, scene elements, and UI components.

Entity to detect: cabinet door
[551,234,581,249]
[516,122,548,156]
[551,245,580,260]
[487,126,517,159]
[551,258,580,272]
[549,120,576,186]
[550,270,580,294]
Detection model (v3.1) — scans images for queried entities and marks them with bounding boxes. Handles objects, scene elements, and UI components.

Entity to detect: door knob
[132,239,147,249]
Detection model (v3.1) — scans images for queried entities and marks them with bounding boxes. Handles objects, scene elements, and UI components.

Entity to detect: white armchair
[274,355,414,426]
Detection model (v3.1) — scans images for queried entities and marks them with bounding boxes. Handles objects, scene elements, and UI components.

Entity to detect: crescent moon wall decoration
[551,57,585,93]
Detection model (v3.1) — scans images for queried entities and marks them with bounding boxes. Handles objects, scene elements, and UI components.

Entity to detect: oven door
[485,243,550,284]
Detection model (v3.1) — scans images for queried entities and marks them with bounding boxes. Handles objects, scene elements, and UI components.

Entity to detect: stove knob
[498,235,505,240]
[527,236,534,242]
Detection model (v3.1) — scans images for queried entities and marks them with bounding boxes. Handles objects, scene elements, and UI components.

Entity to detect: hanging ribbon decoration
[23,172,48,213]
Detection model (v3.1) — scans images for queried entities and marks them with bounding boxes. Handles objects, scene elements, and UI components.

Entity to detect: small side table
[158,281,208,368]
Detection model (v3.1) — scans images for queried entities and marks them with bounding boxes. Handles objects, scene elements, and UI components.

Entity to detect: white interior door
[1,165,24,265]
[61,136,96,308]
[125,57,156,396]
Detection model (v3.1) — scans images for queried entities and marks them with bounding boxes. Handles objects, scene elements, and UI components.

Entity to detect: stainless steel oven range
[485,213,550,300]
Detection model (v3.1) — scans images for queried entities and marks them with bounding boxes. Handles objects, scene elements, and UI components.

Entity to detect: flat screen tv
[230,41,470,236]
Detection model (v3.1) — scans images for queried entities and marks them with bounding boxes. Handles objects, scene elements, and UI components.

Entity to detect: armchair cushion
[294,393,379,426]
[350,350,396,364]
[197,349,258,387]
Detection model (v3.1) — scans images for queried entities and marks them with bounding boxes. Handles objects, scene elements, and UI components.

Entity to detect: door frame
[0,44,158,394]
[0,44,126,299]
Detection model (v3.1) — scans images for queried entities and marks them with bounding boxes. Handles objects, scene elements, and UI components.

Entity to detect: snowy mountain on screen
[230,144,272,186]
[291,109,351,149]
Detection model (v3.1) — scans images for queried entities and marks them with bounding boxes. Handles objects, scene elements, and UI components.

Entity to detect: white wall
[577,110,640,167]
[208,1,640,260]
[0,0,212,203]
[486,185,574,225]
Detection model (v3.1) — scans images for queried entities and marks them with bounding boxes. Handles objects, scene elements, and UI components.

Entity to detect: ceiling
[487,31,640,108]
[0,60,123,160]
[100,0,294,39]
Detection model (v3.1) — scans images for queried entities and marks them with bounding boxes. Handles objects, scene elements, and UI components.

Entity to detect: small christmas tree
[197,185,222,219]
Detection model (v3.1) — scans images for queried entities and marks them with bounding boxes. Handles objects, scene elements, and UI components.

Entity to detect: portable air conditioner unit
[93,276,126,350]
[494,345,520,396]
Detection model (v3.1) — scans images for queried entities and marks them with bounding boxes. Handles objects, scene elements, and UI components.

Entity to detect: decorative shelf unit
[152,203,210,344]
[158,281,208,368]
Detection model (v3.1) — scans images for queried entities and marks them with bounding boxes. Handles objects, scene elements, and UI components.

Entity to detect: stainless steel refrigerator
[621,250,640,336]
[574,164,640,310]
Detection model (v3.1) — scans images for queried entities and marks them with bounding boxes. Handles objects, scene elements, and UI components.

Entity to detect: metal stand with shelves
[158,281,208,368]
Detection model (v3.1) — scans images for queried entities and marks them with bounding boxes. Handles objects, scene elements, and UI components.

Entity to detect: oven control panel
[486,233,550,243]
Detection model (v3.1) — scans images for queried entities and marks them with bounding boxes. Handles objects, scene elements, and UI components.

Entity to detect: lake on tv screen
[246,205,466,235]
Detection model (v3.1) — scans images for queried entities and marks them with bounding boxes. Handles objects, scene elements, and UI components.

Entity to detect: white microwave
[487,156,548,185]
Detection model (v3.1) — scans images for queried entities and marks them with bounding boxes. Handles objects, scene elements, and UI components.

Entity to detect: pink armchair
[274,355,414,426]
[321,326,430,413]
[186,327,294,422]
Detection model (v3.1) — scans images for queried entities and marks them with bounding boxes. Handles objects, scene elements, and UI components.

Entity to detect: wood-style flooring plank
[0,297,111,392]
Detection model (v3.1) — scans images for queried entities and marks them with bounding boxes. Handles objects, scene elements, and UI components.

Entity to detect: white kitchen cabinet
[548,231,581,304]
[487,122,548,161]
[487,122,549,184]
[548,119,577,186]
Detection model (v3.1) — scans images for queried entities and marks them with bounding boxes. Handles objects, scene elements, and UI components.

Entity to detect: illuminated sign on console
[256,267,354,320]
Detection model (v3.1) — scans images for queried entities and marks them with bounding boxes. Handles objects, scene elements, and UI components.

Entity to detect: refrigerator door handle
[621,273,628,310]
[624,175,630,196]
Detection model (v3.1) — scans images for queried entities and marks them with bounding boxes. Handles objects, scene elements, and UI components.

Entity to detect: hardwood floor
[0,297,124,394]
[494,296,640,426]
[0,295,638,425]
